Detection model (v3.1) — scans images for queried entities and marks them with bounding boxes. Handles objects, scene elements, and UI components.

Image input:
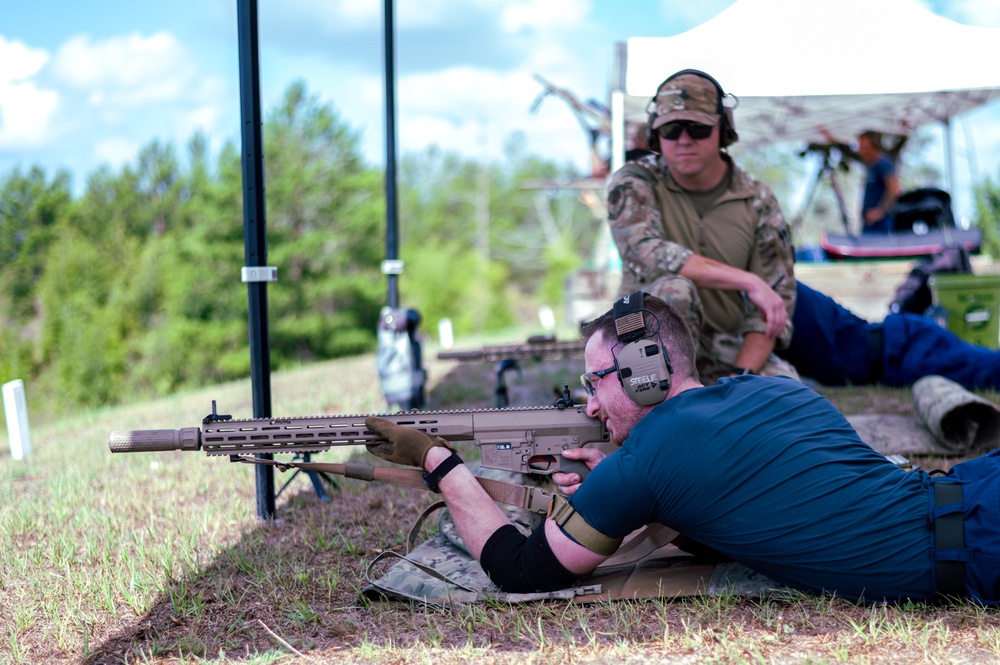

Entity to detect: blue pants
[929,449,1000,603]
[779,283,1000,390]
[883,314,1000,389]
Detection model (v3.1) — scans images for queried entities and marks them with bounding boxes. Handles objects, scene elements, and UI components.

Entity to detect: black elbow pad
[480,524,581,593]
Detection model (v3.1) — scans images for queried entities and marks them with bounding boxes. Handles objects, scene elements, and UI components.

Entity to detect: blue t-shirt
[569,376,934,601]
[862,155,895,220]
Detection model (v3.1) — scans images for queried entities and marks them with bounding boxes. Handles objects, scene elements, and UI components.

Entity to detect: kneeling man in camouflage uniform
[607,68,797,383]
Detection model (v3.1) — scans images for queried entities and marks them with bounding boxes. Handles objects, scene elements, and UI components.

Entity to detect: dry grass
[1,346,999,664]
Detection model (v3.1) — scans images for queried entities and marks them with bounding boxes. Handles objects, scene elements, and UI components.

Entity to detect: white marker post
[3,379,32,460]
[438,318,454,350]
[538,305,556,331]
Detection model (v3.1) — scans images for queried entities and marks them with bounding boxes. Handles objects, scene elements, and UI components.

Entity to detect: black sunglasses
[657,122,714,141]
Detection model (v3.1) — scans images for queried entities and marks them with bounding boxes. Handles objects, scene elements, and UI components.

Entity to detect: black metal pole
[383,0,399,309]
[236,0,275,520]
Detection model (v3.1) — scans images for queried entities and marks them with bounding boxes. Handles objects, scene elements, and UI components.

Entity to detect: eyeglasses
[580,366,617,397]
[657,122,714,141]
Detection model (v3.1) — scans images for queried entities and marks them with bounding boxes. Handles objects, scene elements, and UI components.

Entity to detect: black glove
[364,416,456,468]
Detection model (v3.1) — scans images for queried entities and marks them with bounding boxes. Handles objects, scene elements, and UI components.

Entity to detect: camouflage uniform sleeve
[606,165,693,282]
[743,179,796,348]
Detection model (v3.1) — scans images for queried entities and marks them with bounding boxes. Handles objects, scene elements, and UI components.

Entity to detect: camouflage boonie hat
[651,73,721,129]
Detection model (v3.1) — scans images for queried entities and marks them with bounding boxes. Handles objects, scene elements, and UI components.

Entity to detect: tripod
[274,453,339,503]
[792,144,854,237]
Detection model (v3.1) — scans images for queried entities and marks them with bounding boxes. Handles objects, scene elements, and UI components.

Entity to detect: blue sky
[2,0,1000,221]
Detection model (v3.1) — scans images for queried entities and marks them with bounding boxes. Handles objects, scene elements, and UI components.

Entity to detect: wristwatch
[422,452,464,493]
[732,366,755,376]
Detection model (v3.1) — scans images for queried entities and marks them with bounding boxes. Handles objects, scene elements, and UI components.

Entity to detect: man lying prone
[366,292,1000,604]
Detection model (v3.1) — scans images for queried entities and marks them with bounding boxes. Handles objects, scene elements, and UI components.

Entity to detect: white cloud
[93,137,142,168]
[394,65,593,167]
[655,0,738,29]
[262,0,379,32]
[401,67,536,125]
[267,0,584,32]
[260,0,591,48]
[500,0,590,32]
[178,104,225,143]
[0,36,59,148]
[0,80,60,148]
[43,30,232,167]
[49,32,198,106]
[264,0,610,173]
[924,0,1000,27]
[0,35,49,81]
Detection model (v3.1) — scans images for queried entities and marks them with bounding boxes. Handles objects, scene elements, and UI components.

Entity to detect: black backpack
[890,246,972,315]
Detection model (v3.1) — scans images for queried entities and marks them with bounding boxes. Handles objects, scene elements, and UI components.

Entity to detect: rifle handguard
[109,428,201,453]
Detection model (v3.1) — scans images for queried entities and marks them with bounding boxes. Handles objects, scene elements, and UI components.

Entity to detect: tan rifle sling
[239,457,555,514]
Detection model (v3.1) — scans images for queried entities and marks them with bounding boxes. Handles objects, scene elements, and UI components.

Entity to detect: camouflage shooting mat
[360,504,783,608]
[847,375,1000,457]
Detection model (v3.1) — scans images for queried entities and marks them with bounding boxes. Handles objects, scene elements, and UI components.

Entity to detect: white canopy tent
[609,0,1000,196]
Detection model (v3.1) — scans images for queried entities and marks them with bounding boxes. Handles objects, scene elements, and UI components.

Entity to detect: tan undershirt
[682,165,731,218]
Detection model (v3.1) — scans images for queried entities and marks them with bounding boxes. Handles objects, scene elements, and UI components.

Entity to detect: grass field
[1,347,999,664]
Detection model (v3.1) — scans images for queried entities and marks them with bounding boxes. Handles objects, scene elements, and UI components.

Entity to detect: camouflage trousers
[629,274,800,385]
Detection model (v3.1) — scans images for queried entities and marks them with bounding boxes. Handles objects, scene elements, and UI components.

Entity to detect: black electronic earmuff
[612,292,672,406]
[645,68,739,151]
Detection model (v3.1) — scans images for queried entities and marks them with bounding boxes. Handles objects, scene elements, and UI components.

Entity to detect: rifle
[438,336,586,408]
[108,397,609,482]
[437,337,585,363]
